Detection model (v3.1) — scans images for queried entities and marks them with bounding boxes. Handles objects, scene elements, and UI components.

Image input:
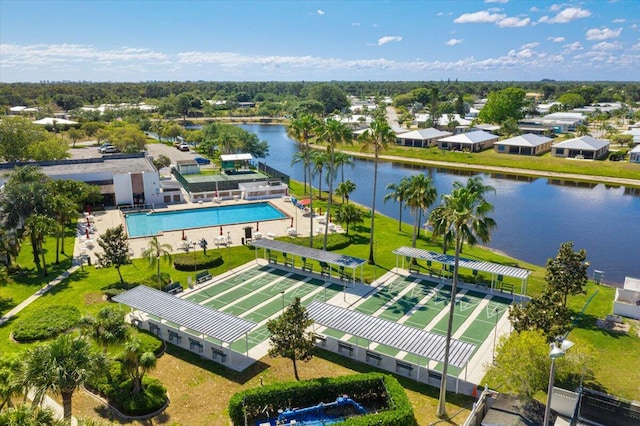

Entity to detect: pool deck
[74,196,321,264]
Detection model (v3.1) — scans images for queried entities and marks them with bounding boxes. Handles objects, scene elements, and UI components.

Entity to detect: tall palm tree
[142,236,173,288]
[333,151,355,183]
[287,113,319,194]
[50,194,77,264]
[0,227,21,269]
[404,174,438,248]
[309,149,329,199]
[24,214,56,276]
[431,177,496,418]
[21,334,107,422]
[336,180,356,204]
[358,118,396,264]
[0,165,51,231]
[315,119,352,250]
[384,177,411,232]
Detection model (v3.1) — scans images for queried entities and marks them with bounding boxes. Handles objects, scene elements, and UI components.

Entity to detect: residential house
[437,130,498,152]
[551,136,610,160]
[629,144,640,163]
[494,133,553,156]
[622,128,640,145]
[395,128,452,148]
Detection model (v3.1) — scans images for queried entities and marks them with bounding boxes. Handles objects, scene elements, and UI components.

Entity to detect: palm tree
[121,338,157,395]
[333,151,354,183]
[309,150,329,199]
[404,174,438,248]
[315,118,352,250]
[358,118,396,264]
[24,214,57,276]
[0,404,66,426]
[0,355,22,410]
[21,334,107,422]
[50,194,77,264]
[384,177,411,232]
[431,177,496,418]
[333,204,364,235]
[336,180,356,204]
[287,113,320,194]
[82,306,129,353]
[0,165,51,231]
[142,236,173,288]
[0,227,21,269]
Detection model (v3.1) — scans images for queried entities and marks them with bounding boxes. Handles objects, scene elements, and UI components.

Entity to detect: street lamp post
[544,337,575,426]
[280,291,285,312]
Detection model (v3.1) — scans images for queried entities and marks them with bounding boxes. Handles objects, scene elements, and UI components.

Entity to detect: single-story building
[494,133,553,156]
[437,130,498,152]
[472,123,500,133]
[176,159,200,175]
[622,128,640,145]
[613,277,640,320]
[0,153,167,207]
[630,144,640,163]
[551,136,610,160]
[395,128,452,148]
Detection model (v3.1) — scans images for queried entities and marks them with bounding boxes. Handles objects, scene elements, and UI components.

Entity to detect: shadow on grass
[313,348,473,408]
[573,312,628,339]
[164,343,270,385]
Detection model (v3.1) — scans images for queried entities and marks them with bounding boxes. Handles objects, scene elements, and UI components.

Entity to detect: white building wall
[142,171,163,205]
[113,173,133,206]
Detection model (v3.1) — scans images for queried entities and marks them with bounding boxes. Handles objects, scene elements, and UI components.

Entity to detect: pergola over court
[113,285,256,368]
[251,239,366,283]
[393,246,531,296]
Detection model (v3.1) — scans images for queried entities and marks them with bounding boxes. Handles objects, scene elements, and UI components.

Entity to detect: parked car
[177,142,190,151]
[98,144,120,153]
[194,156,211,165]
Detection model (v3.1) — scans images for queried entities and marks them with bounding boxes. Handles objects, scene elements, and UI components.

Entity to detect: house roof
[220,153,253,161]
[630,145,640,153]
[439,130,498,144]
[32,117,78,126]
[436,113,472,126]
[495,133,553,147]
[553,136,610,150]
[396,128,452,140]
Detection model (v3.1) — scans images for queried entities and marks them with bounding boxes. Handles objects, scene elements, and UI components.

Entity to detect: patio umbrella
[298,199,311,206]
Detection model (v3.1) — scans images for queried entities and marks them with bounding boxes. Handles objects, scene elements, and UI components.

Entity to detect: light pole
[280,291,285,312]
[544,337,575,426]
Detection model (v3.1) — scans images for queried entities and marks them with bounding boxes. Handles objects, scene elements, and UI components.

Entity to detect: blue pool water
[125,203,287,237]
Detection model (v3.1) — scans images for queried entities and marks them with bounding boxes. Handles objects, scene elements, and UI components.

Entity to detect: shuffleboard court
[355,277,414,315]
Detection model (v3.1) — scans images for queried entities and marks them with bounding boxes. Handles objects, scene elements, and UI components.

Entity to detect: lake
[240,124,640,285]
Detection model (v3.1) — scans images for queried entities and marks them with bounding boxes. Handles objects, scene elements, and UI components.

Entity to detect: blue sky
[1,0,639,82]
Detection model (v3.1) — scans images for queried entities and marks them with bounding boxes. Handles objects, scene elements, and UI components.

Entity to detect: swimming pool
[125,203,287,237]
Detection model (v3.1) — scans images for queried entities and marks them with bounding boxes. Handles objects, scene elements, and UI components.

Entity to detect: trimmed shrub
[173,251,223,271]
[101,281,137,299]
[13,305,81,342]
[274,233,351,251]
[228,373,415,426]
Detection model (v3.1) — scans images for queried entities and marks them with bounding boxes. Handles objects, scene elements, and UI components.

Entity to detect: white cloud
[530,6,540,12]
[437,12,444,17]
[377,36,402,46]
[351,22,361,26]
[592,41,622,50]
[454,11,506,24]
[631,41,640,50]
[485,0,508,3]
[445,38,463,46]
[497,16,530,27]
[516,49,534,58]
[612,18,626,23]
[521,42,540,49]
[548,36,565,42]
[585,27,623,41]
[549,4,561,12]
[539,7,591,24]
[563,41,583,51]
[316,9,325,15]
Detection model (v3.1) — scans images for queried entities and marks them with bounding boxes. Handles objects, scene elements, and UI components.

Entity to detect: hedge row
[228,373,415,426]
[173,251,223,271]
[12,305,81,342]
[273,233,351,251]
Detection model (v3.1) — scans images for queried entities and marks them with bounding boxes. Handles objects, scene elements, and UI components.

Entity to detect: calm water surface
[241,124,640,285]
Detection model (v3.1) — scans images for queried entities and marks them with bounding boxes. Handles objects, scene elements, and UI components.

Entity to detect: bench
[302,262,313,272]
[409,264,421,275]
[319,262,331,277]
[338,342,354,356]
[268,253,278,264]
[366,351,382,366]
[396,360,414,376]
[500,283,515,294]
[163,282,183,295]
[285,258,295,269]
[195,270,212,285]
[211,347,227,363]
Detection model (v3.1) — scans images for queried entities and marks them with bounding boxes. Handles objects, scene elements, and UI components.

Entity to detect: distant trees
[199,122,269,158]
[557,93,587,110]
[478,87,526,124]
[0,117,68,162]
[306,83,349,115]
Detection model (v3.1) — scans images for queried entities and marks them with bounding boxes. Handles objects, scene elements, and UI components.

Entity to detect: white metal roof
[308,301,476,368]
[396,128,452,140]
[113,285,256,343]
[220,153,253,161]
[393,246,531,280]
[553,136,610,150]
[252,239,366,269]
[439,130,498,144]
[495,133,553,148]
